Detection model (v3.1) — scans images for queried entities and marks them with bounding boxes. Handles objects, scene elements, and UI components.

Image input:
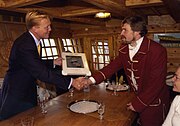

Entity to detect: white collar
[128,37,144,50]
[29,31,41,46]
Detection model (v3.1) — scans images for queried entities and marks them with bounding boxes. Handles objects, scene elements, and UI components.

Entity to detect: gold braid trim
[149,99,161,107]
[98,71,106,80]
[137,97,161,107]
[137,96,148,106]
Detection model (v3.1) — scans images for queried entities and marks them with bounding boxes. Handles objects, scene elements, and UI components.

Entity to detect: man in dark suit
[0,10,84,120]
[79,16,170,126]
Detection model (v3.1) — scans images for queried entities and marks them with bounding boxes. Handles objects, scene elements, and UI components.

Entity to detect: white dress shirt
[162,95,180,126]
[129,37,143,90]
[29,31,40,46]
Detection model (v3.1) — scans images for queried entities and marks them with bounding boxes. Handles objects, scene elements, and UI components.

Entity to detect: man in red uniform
[82,16,170,126]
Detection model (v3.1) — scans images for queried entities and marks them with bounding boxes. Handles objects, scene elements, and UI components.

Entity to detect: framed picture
[154,33,180,47]
[154,33,180,43]
[61,52,91,76]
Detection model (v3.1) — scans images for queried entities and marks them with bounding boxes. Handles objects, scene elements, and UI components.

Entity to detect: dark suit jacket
[0,31,71,120]
[92,36,170,125]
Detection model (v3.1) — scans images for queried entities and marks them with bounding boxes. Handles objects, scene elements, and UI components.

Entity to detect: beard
[121,35,136,45]
[121,36,131,44]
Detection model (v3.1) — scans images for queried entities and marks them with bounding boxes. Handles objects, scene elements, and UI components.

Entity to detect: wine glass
[97,102,105,120]
[112,81,118,96]
[83,76,90,92]
[106,79,110,87]
[83,84,90,92]
[21,116,34,126]
[37,96,48,114]
[68,87,74,97]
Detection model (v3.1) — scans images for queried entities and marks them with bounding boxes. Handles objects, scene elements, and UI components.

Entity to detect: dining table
[0,83,137,126]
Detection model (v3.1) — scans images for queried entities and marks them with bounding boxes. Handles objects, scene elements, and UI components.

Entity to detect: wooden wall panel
[5,23,26,40]
[0,22,26,77]
[0,23,7,41]
[166,48,180,72]
[51,22,71,38]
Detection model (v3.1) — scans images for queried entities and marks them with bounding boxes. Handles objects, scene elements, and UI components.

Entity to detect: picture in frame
[61,52,91,76]
[154,33,180,48]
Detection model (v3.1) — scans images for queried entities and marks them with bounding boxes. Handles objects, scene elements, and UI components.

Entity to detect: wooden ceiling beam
[125,0,163,7]
[60,7,105,17]
[0,0,178,25]
[16,7,106,26]
[0,0,47,8]
[151,7,161,16]
[60,17,106,26]
[125,0,180,23]
[162,0,180,23]
[0,0,5,7]
[82,0,136,17]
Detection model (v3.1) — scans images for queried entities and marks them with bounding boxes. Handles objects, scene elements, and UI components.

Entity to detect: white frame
[61,52,91,76]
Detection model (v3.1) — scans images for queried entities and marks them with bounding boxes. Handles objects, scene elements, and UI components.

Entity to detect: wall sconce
[95,12,111,18]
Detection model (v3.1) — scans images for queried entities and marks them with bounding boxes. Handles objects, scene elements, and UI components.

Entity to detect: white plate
[106,84,129,91]
[68,100,99,114]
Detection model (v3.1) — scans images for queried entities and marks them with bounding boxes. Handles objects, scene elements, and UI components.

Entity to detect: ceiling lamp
[95,12,111,18]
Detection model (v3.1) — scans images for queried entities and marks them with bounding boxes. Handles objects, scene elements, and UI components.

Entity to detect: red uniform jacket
[92,36,170,124]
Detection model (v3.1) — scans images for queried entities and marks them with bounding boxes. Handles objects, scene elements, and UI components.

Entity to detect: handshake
[71,77,93,90]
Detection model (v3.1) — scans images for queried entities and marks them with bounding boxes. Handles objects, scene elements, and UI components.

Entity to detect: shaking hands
[71,77,93,90]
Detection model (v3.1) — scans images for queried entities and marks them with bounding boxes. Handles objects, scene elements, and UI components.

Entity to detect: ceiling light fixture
[95,12,111,18]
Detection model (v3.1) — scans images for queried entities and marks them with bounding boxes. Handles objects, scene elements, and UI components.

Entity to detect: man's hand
[71,77,93,90]
[127,102,136,112]
[53,57,64,66]
[71,77,86,90]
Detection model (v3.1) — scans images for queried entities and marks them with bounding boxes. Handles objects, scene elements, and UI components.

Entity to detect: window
[62,38,82,53]
[41,38,59,60]
[41,38,83,60]
[91,38,110,70]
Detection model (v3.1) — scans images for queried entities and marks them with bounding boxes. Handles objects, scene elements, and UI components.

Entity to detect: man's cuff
[89,77,96,84]
[68,78,73,89]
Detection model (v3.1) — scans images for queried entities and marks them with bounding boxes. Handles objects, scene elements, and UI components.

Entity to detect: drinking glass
[83,84,90,92]
[21,116,34,126]
[68,87,74,97]
[97,102,105,120]
[38,96,48,114]
[83,76,90,92]
[112,81,118,96]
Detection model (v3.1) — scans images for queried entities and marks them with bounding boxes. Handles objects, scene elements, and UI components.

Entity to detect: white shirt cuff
[89,77,96,84]
[68,78,73,89]
[53,64,56,68]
